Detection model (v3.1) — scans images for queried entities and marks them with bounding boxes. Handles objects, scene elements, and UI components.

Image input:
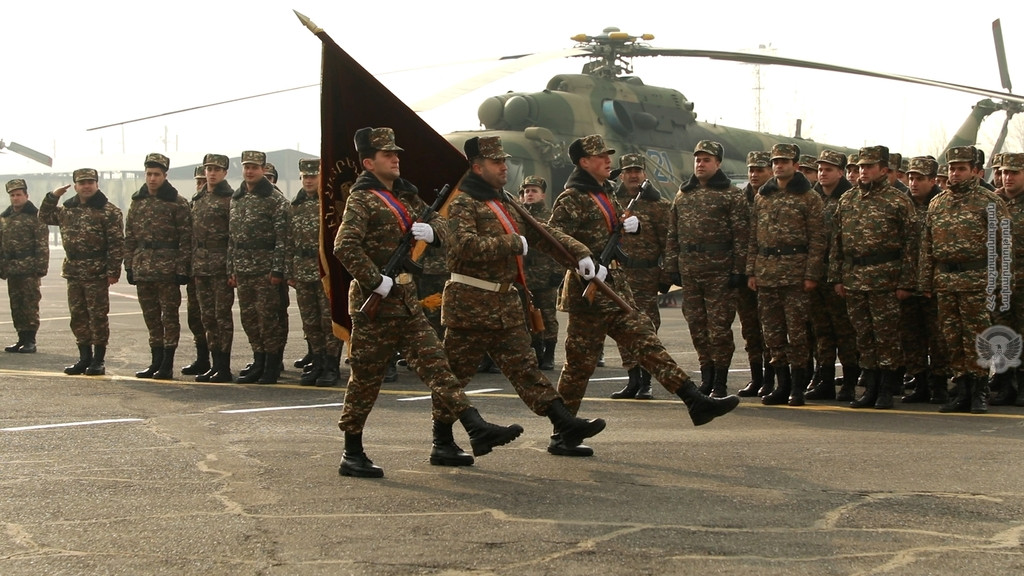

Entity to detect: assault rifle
[582,179,655,303]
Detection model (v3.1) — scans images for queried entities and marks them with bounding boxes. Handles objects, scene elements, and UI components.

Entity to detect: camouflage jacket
[190,180,233,277]
[999,189,1024,285]
[443,171,587,330]
[334,171,447,318]
[548,167,632,313]
[615,180,672,272]
[665,169,748,277]
[124,181,192,282]
[746,171,825,287]
[228,177,289,277]
[0,201,48,278]
[814,177,853,278]
[905,185,942,293]
[39,190,124,281]
[522,200,562,291]
[287,189,322,283]
[919,178,1009,293]
[828,175,916,291]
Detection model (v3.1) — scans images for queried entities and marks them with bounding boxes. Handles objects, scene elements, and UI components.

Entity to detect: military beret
[798,154,818,169]
[73,168,99,182]
[144,152,170,171]
[299,158,320,176]
[619,153,646,170]
[203,153,229,169]
[569,134,615,165]
[858,145,890,167]
[770,143,800,162]
[816,149,847,169]
[354,127,403,155]
[945,146,976,164]
[694,140,724,162]
[746,151,770,168]
[906,156,938,177]
[465,136,511,160]
[1001,152,1024,172]
[6,179,27,193]
[241,150,267,166]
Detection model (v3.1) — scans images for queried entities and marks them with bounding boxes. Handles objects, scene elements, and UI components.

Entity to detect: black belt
[685,242,732,253]
[3,249,36,259]
[140,241,180,250]
[235,241,276,250]
[66,250,107,261]
[937,260,988,273]
[295,248,319,257]
[847,251,901,266]
[760,245,808,256]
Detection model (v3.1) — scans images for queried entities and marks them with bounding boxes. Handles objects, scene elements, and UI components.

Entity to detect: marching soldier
[736,152,773,397]
[38,169,124,375]
[124,153,192,380]
[228,150,290,384]
[519,175,561,370]
[181,165,211,377]
[288,158,343,387]
[991,152,1024,406]
[1,179,49,353]
[664,141,747,398]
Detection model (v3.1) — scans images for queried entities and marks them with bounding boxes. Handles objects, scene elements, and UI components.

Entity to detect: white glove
[577,256,597,280]
[595,265,608,282]
[372,275,394,297]
[411,222,434,244]
[519,235,529,256]
[622,215,639,234]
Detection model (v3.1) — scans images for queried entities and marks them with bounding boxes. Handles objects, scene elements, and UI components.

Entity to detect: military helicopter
[0,138,52,167]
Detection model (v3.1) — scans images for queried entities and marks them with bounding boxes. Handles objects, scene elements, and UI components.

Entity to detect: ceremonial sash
[485,199,543,333]
[371,189,412,233]
[589,191,618,232]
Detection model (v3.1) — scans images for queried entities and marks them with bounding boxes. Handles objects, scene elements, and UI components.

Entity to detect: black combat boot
[257,350,283,384]
[610,367,642,399]
[737,363,763,397]
[429,420,474,466]
[929,373,949,404]
[154,347,176,380]
[236,352,266,383]
[761,364,792,406]
[874,368,899,409]
[938,375,971,413]
[64,344,92,375]
[711,366,730,398]
[757,363,776,397]
[17,331,37,354]
[383,355,399,382]
[850,368,880,408]
[788,366,809,406]
[805,363,837,400]
[1016,369,1024,407]
[635,368,654,400]
[294,339,313,369]
[697,363,715,395]
[316,355,341,388]
[540,338,557,370]
[85,345,106,376]
[901,371,931,403]
[676,378,740,426]
[970,374,990,414]
[546,398,606,457]
[136,346,163,378]
[203,351,234,383]
[338,432,384,478]
[989,370,1017,406]
[180,344,210,376]
[476,353,501,374]
[300,353,324,386]
[458,407,524,456]
[531,337,544,366]
[836,365,860,402]
[4,332,24,353]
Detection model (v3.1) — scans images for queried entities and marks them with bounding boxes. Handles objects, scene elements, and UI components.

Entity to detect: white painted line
[220,402,343,414]
[588,377,627,382]
[109,290,139,300]
[2,418,144,432]
[398,388,503,402]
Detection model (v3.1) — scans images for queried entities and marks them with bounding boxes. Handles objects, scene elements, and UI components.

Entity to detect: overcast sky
[2,0,1021,174]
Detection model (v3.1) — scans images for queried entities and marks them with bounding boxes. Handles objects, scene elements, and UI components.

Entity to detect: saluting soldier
[519,175,561,370]
[991,152,1024,406]
[664,141,747,398]
[228,150,290,384]
[334,127,523,477]
[181,165,210,377]
[124,153,193,380]
[38,168,124,375]
[1,179,49,353]
[736,152,773,397]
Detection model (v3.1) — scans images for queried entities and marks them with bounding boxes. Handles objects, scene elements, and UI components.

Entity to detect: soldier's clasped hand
[411,222,434,244]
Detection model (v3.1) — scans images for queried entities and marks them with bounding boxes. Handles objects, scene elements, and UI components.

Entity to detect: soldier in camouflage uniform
[124,153,193,380]
[845,153,861,184]
[263,161,292,365]
[548,134,739,456]
[664,141,747,399]
[191,153,235,383]
[804,150,860,401]
[936,163,949,190]
[608,153,671,400]
[746,143,826,407]
[990,153,1004,190]
[991,152,1024,406]
[920,146,1010,414]
[1,179,49,353]
[887,153,910,193]
[181,166,210,377]
[334,127,523,477]
[519,175,561,370]
[830,146,917,409]
[736,152,773,397]
[443,136,606,458]
[39,169,124,376]
[974,149,997,192]
[287,158,343,388]
[228,150,290,384]
[798,154,819,186]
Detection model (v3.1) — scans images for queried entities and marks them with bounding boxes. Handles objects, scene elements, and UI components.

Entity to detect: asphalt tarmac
[2,254,1022,575]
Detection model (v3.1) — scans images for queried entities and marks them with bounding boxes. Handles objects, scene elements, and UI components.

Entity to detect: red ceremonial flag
[299,12,468,341]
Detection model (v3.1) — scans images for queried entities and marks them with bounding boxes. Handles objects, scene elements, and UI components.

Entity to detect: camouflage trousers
[339,313,471,433]
[756,285,810,368]
[417,272,447,338]
[808,282,858,368]
[528,287,559,342]
[67,278,109,346]
[136,281,182,348]
[445,324,560,417]
[736,283,767,365]
[558,306,691,415]
[845,290,903,370]
[295,280,341,356]
[678,271,737,368]
[195,274,234,354]
[900,294,949,376]
[236,274,285,354]
[277,283,290,353]
[6,274,41,331]
[618,267,662,368]
[185,279,207,348]
[936,290,991,379]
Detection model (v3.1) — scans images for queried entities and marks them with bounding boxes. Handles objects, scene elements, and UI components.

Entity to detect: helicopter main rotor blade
[5,141,52,167]
[993,19,1012,93]
[638,48,1024,105]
